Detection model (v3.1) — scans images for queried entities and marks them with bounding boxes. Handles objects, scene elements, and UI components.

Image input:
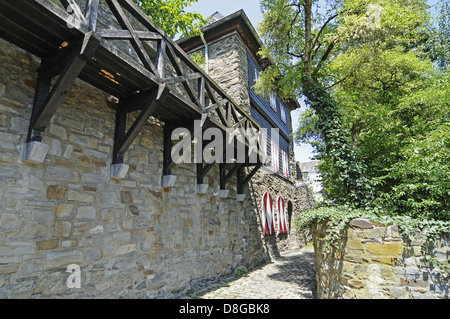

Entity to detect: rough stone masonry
[0,20,314,298]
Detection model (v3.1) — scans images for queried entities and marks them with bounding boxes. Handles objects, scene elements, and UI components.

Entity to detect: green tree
[427,0,450,70]
[256,0,430,208]
[132,0,207,38]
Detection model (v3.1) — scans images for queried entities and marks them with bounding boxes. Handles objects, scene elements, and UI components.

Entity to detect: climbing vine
[302,75,374,208]
[296,205,450,271]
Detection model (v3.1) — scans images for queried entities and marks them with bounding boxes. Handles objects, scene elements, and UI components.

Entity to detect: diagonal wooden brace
[237,163,263,194]
[26,31,100,143]
[112,84,169,164]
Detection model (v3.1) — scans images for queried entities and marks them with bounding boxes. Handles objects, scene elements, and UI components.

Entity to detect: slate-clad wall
[247,50,290,138]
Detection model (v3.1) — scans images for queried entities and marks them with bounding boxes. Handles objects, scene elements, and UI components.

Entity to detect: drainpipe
[200,34,209,74]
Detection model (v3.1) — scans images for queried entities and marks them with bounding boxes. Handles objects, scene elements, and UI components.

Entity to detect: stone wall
[313,218,450,299]
[195,31,315,254]
[0,25,314,297]
[205,32,251,112]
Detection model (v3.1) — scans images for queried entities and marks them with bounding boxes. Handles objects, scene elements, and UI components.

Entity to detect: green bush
[376,121,450,221]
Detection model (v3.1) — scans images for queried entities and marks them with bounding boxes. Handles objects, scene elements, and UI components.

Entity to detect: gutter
[200,34,209,74]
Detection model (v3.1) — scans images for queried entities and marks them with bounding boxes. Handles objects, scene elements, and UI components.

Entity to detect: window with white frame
[271,141,279,173]
[282,150,289,178]
[281,103,287,124]
[270,94,277,112]
[259,130,268,166]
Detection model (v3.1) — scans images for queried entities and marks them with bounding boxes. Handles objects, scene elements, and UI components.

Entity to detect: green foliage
[132,0,206,38]
[295,204,450,270]
[257,0,433,211]
[189,51,206,69]
[377,121,450,221]
[301,75,374,208]
[427,0,450,70]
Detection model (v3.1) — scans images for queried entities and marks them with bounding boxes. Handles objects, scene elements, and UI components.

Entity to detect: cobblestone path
[182,247,317,299]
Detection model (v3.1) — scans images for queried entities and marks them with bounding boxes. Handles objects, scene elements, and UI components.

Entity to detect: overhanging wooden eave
[0,0,264,194]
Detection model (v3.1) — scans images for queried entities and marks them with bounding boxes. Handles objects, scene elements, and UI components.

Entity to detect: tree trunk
[304,0,313,76]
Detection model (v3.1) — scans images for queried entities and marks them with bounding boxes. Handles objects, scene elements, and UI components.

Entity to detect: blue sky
[186,0,317,163]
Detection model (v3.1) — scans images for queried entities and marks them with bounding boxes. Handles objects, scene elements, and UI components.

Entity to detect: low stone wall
[313,218,450,299]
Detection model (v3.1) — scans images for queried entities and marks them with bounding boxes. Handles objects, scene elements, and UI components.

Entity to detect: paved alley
[182,247,317,299]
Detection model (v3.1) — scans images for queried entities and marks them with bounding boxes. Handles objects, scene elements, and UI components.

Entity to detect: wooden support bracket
[220,162,244,190]
[161,123,180,187]
[237,163,262,195]
[112,84,169,165]
[23,31,100,163]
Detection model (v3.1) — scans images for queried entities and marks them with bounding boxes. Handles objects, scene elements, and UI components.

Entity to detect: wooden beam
[197,162,214,184]
[219,163,226,190]
[28,31,100,133]
[198,76,205,109]
[97,29,162,40]
[166,43,200,106]
[113,84,169,163]
[85,0,100,31]
[26,72,51,143]
[239,163,262,193]
[163,124,175,176]
[221,162,244,190]
[164,72,202,85]
[156,38,167,78]
[106,0,158,76]
[60,0,87,26]
[112,110,127,164]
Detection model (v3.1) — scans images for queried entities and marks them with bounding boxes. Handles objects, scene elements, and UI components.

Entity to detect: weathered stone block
[22,141,49,163]
[0,132,20,149]
[346,238,365,250]
[46,250,82,268]
[366,243,403,257]
[161,175,177,188]
[196,184,209,194]
[371,256,398,265]
[85,248,101,261]
[56,204,74,219]
[0,152,14,163]
[46,185,67,199]
[0,213,23,230]
[237,194,246,202]
[36,239,59,250]
[120,190,132,203]
[49,123,67,140]
[76,206,97,219]
[55,220,72,238]
[219,189,230,198]
[31,210,55,224]
[110,163,129,180]
[128,205,139,216]
[89,225,104,235]
[117,243,137,255]
[67,190,94,203]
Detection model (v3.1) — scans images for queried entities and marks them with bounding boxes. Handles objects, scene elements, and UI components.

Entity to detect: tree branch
[325,74,351,90]
[311,12,339,54]
[312,39,336,77]
[286,3,304,59]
